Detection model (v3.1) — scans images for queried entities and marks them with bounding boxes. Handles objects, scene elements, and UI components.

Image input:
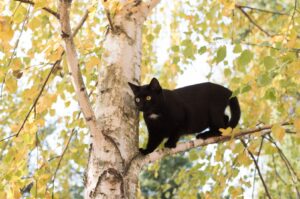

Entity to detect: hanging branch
[241,139,272,199]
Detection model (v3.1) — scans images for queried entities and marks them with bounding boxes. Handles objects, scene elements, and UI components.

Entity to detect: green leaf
[198,46,207,54]
[233,44,242,53]
[224,68,231,77]
[240,84,251,93]
[216,45,226,63]
[263,56,276,69]
[146,34,154,42]
[264,88,276,101]
[171,45,179,52]
[237,50,253,66]
[257,74,272,87]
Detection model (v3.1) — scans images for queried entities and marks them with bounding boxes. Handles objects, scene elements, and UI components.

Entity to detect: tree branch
[241,139,272,199]
[72,10,89,37]
[140,122,290,166]
[58,0,103,142]
[15,0,59,19]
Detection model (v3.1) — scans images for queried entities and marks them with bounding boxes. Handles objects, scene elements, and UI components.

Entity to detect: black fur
[128,78,241,155]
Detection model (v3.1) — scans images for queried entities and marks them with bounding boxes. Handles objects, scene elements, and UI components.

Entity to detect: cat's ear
[128,82,140,95]
[149,78,162,92]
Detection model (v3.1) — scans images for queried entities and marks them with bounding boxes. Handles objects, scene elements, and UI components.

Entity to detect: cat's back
[173,82,232,100]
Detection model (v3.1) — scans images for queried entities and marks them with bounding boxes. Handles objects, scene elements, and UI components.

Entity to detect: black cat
[128,78,240,155]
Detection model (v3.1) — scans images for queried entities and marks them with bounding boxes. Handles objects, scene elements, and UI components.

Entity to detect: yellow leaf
[49,109,56,116]
[294,118,300,136]
[219,0,235,10]
[0,16,14,41]
[86,56,100,71]
[237,152,252,166]
[11,58,22,70]
[34,0,48,9]
[46,46,63,61]
[271,124,285,141]
[28,17,41,30]
[10,124,20,132]
[5,75,18,93]
[219,127,232,136]
[248,140,260,155]
[23,87,39,101]
[36,95,53,113]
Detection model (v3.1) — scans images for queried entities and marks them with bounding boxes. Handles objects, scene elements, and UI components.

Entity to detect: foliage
[0,0,299,198]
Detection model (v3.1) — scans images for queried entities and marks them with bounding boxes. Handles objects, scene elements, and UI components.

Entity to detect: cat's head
[128,78,163,112]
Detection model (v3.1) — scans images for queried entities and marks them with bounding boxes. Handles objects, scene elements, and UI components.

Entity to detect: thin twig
[251,137,265,199]
[272,154,288,185]
[236,5,272,37]
[235,4,289,16]
[15,0,59,19]
[51,129,77,198]
[16,56,63,137]
[241,139,272,199]
[266,135,300,182]
[72,10,89,37]
[105,10,115,33]
[240,41,300,52]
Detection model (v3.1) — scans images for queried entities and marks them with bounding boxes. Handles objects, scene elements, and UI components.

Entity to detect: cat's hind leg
[164,133,180,148]
[197,108,226,139]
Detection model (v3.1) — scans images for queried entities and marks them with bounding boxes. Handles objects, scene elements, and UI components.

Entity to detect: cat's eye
[135,97,140,103]
[146,96,151,101]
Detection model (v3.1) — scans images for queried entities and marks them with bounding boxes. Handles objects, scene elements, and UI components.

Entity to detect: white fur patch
[149,113,160,119]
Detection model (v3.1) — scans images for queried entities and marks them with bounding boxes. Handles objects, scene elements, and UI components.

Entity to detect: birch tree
[0,0,299,198]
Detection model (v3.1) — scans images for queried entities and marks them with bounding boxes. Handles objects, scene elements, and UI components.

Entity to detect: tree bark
[85,1,158,198]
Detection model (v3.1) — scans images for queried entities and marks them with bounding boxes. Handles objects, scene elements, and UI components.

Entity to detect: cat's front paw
[139,148,149,155]
[164,142,176,148]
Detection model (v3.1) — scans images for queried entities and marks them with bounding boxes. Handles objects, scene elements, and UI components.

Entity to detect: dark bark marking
[93,168,125,198]
[86,117,93,121]
[104,134,125,168]
[100,88,111,94]
[61,31,70,38]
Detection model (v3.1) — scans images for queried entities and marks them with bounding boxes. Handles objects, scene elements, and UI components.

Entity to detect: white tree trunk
[84,2,150,198]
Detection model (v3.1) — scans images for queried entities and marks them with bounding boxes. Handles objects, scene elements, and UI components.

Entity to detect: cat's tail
[228,97,241,128]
